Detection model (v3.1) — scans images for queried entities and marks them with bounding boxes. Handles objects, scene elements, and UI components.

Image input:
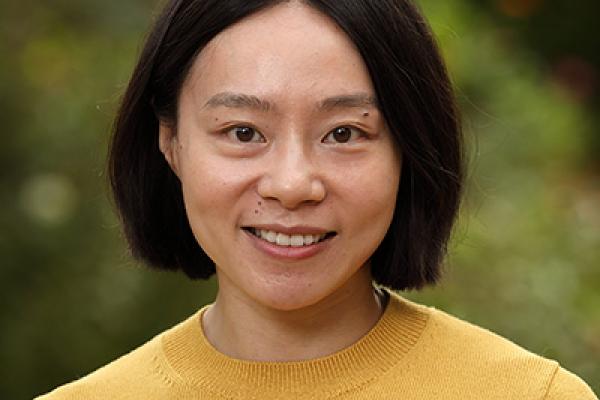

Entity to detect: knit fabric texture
[37,292,597,399]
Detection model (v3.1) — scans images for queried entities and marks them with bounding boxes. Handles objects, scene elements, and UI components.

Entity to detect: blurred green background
[1,0,598,398]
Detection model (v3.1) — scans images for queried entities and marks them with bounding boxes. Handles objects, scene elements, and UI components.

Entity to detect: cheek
[337,154,400,218]
[179,152,254,209]
[177,153,261,266]
[331,150,401,263]
[176,151,256,249]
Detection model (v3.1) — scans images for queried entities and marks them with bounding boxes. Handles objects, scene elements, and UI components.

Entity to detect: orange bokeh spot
[496,0,544,18]
[552,56,598,103]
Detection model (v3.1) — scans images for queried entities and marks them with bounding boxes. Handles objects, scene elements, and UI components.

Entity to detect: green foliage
[1,1,597,398]
[413,0,600,390]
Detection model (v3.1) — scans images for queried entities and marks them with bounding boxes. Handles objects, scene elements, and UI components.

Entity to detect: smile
[244,227,336,247]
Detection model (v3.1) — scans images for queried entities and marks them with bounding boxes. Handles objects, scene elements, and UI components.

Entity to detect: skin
[159,2,401,362]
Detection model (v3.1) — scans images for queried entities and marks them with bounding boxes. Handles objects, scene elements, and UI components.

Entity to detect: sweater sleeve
[544,366,598,400]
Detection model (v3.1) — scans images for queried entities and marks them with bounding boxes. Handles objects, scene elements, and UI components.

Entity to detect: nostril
[256,170,326,209]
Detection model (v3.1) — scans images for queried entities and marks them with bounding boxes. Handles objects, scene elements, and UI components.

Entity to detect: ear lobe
[158,122,180,176]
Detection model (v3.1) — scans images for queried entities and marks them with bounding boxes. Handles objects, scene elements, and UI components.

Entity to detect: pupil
[333,127,351,143]
[236,127,254,142]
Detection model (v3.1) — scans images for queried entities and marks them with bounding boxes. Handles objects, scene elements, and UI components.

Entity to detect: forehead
[183,2,375,106]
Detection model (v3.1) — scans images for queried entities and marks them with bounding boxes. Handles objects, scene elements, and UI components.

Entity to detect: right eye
[226,126,265,143]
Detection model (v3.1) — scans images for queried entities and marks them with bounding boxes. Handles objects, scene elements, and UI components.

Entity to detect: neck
[202,270,384,362]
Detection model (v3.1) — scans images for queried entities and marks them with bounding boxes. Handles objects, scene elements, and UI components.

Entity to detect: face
[160,3,401,311]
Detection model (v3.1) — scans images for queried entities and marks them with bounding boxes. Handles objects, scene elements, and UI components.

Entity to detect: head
[109,0,463,303]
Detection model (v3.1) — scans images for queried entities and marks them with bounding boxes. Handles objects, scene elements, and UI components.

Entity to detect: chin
[250,281,331,312]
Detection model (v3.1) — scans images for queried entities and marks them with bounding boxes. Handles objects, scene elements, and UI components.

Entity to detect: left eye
[322,126,363,144]
[226,126,265,143]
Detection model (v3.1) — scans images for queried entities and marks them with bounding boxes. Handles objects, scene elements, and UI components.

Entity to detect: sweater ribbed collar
[161,291,429,398]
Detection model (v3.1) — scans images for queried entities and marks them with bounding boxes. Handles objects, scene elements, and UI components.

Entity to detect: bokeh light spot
[19,173,79,225]
[552,56,598,103]
[496,0,544,18]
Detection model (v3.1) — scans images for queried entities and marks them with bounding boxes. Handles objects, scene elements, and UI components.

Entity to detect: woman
[39,0,597,399]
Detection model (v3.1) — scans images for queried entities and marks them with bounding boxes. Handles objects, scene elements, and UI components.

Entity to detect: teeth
[252,229,328,247]
[290,235,304,247]
[264,230,277,242]
[276,233,290,246]
[304,235,314,245]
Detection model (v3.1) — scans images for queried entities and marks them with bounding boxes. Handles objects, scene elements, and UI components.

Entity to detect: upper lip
[243,223,334,235]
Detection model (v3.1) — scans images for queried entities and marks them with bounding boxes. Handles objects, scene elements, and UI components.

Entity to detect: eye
[322,126,364,144]
[226,126,265,143]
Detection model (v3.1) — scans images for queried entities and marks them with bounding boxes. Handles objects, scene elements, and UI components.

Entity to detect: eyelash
[322,126,367,144]
[223,125,368,144]
[224,126,265,143]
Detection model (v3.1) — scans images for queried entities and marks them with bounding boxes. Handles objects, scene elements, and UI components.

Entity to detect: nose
[257,139,326,209]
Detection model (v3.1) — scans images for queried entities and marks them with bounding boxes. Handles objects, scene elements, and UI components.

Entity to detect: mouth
[242,227,337,247]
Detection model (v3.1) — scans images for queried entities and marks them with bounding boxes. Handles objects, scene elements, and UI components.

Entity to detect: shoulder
[393,295,540,359]
[34,322,186,400]
[545,366,598,400]
[389,294,597,399]
[424,303,545,360]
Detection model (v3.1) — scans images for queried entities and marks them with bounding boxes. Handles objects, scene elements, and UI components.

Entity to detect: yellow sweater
[38,292,597,399]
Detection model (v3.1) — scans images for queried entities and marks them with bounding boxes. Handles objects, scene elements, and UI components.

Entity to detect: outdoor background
[1,0,598,398]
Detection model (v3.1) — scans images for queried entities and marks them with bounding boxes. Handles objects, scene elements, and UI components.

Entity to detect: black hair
[109,0,463,290]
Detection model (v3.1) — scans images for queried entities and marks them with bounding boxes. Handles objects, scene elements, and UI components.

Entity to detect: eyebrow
[203,92,378,112]
[317,93,378,111]
[204,92,272,111]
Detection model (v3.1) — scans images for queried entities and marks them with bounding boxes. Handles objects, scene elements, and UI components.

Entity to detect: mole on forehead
[203,91,378,112]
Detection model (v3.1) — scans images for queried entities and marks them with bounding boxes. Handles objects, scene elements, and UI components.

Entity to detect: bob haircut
[109,0,463,291]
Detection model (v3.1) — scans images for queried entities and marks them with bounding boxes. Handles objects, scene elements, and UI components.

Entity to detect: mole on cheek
[258,201,262,206]
[362,111,370,117]
[254,209,259,214]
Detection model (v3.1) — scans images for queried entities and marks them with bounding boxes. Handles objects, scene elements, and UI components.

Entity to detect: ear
[158,122,181,177]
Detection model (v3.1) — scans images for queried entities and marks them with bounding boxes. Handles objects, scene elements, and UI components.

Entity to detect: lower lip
[243,230,332,261]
